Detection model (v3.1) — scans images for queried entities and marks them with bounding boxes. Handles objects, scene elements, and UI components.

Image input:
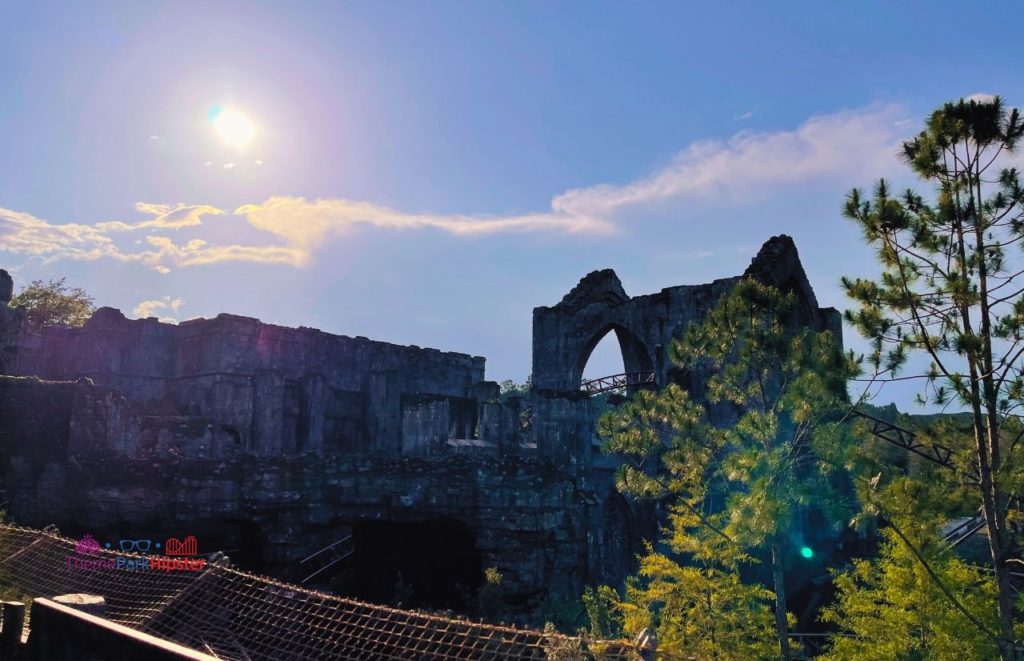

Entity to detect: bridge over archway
[575,322,656,393]
[580,371,656,395]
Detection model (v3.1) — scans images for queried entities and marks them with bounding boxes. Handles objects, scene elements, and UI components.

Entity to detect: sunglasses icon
[119,539,153,552]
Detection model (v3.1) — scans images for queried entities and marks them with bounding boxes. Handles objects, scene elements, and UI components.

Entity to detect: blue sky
[1,1,1022,409]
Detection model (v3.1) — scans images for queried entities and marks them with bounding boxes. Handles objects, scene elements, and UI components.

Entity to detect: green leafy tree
[499,376,532,400]
[841,96,1024,657]
[599,279,858,659]
[582,513,778,659]
[581,585,622,640]
[10,277,95,332]
[619,527,780,659]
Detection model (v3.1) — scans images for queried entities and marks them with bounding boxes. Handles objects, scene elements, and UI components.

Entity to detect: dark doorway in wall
[339,518,483,611]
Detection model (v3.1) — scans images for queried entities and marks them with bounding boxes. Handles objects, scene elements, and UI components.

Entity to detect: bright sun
[212,109,254,147]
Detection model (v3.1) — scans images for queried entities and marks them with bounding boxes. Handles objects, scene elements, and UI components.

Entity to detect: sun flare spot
[211,108,254,147]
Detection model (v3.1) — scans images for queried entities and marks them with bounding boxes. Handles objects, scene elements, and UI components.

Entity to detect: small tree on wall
[10,277,95,332]
[499,376,532,400]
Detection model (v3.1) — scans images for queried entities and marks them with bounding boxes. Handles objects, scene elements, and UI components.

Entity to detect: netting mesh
[0,523,637,660]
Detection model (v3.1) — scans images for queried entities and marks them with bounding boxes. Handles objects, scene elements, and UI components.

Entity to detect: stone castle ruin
[0,235,840,617]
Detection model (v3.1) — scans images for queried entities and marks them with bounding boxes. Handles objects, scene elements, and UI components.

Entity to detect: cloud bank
[0,103,908,273]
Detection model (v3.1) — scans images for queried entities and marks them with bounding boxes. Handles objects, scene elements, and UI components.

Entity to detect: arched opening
[575,325,655,394]
[581,332,626,385]
[332,518,484,611]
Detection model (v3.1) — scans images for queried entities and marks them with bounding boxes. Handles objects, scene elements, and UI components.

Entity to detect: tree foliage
[598,279,858,659]
[619,532,780,660]
[581,585,622,640]
[9,277,95,332]
[822,476,1011,660]
[499,376,532,401]
[841,95,1024,657]
[476,566,508,621]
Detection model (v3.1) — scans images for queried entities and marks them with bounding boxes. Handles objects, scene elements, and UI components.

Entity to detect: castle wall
[4,308,487,456]
[8,308,484,397]
[0,234,840,619]
[0,376,608,612]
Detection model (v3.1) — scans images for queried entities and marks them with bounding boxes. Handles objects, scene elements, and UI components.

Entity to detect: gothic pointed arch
[575,324,655,390]
[531,236,841,395]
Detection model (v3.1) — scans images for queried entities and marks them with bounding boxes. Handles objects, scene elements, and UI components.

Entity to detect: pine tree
[842,96,1024,657]
[599,279,858,659]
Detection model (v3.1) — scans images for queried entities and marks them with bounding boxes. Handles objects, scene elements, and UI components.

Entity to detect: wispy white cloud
[142,235,306,268]
[551,104,905,219]
[96,203,223,232]
[233,197,614,251]
[0,204,300,270]
[0,103,910,272]
[203,161,213,167]
[223,162,236,170]
[149,135,160,141]
[132,296,184,322]
[0,207,120,259]
[735,111,754,121]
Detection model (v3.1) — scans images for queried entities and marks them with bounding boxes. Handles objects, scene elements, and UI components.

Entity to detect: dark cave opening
[334,518,484,612]
[220,520,265,570]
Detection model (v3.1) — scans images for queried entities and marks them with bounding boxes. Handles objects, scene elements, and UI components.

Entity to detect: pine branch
[884,518,1003,648]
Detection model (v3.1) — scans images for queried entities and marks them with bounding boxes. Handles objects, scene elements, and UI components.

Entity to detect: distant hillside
[854,402,978,500]
[858,402,976,431]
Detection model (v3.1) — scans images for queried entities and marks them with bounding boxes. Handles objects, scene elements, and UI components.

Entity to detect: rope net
[0,523,637,660]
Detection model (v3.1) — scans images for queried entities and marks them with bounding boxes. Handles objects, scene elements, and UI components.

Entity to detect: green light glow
[800,546,814,559]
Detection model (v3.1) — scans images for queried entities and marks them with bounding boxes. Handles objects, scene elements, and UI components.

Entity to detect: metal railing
[580,371,657,395]
[298,529,354,584]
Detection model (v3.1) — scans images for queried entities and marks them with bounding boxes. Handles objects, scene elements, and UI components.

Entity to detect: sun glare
[212,108,254,147]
